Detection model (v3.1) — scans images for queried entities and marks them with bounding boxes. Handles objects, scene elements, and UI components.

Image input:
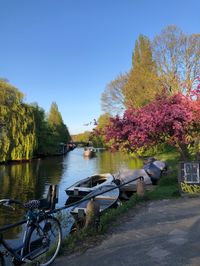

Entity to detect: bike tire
[0,256,4,266]
[24,216,62,266]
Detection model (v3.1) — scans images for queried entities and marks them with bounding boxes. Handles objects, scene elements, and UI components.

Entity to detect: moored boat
[65,173,114,203]
[114,159,167,199]
[70,183,120,217]
[143,158,168,185]
[83,147,96,157]
[114,169,153,199]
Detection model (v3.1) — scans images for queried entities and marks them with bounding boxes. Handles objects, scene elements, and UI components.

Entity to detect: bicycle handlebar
[0,199,44,211]
[0,199,24,208]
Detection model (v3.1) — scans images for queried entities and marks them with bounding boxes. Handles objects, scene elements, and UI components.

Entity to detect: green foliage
[31,104,53,155]
[91,113,111,148]
[47,102,71,154]
[48,102,63,127]
[0,82,71,162]
[124,34,159,108]
[72,131,91,143]
[145,185,180,200]
[0,81,36,162]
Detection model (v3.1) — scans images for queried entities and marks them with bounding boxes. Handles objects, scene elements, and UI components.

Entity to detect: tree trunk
[194,137,200,161]
[176,142,189,161]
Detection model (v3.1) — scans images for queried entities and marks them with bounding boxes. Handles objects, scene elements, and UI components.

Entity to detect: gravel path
[54,197,200,266]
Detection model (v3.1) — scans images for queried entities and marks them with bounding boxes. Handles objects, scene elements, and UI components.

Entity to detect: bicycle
[0,196,62,266]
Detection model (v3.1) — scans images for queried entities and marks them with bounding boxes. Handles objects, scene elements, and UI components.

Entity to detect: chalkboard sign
[179,162,200,194]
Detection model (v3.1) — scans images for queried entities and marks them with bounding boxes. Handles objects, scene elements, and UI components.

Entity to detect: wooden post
[136,177,145,196]
[84,198,100,230]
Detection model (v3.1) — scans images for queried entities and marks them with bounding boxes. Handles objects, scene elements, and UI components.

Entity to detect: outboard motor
[143,162,162,185]
[152,160,168,172]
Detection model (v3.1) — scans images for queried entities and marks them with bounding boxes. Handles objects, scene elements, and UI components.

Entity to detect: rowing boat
[65,173,114,203]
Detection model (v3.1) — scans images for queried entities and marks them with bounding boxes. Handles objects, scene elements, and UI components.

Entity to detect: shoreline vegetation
[0,144,75,166]
[60,148,181,256]
[0,80,71,164]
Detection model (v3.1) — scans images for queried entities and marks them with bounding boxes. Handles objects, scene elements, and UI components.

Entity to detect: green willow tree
[124,34,159,108]
[0,80,36,162]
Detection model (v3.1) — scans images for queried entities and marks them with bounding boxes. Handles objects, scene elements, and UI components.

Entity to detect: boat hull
[70,184,120,217]
[65,173,114,203]
[114,169,153,199]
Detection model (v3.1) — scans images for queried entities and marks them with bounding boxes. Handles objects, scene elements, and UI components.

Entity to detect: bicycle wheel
[24,216,62,266]
[0,256,4,266]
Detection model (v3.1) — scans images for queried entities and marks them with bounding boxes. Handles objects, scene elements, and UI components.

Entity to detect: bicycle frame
[0,219,27,265]
[0,211,51,265]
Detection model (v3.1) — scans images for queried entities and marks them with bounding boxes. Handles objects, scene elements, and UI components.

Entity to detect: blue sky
[0,0,200,134]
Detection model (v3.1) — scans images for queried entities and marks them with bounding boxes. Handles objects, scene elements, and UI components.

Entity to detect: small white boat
[70,183,120,217]
[83,147,96,157]
[65,173,114,202]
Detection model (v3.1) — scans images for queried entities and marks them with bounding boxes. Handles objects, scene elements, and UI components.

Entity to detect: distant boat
[83,147,96,157]
[70,183,120,218]
[65,173,114,203]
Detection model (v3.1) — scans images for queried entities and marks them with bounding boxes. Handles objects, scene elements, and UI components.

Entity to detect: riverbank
[54,196,200,266]
[0,145,75,165]
[58,148,180,257]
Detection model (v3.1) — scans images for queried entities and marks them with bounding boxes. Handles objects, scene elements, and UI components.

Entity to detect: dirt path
[54,197,200,266]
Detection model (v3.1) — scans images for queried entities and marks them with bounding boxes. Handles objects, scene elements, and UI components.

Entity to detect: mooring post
[136,177,145,196]
[84,197,100,230]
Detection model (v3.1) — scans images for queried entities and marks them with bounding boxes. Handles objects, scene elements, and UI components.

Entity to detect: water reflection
[0,148,143,239]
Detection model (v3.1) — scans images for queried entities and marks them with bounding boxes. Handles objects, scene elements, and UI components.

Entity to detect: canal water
[0,148,143,241]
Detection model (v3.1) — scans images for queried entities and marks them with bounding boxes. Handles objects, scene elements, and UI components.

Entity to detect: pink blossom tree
[105,88,200,160]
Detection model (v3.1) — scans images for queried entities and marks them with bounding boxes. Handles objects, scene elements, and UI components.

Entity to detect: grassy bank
[61,149,181,255]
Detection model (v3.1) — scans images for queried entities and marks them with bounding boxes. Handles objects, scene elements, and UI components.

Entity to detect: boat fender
[85,198,100,230]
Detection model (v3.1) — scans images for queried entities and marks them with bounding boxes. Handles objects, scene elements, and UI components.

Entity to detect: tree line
[90,25,200,160]
[0,80,71,163]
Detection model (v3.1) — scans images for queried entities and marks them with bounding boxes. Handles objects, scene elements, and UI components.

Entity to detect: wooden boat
[65,173,114,203]
[83,147,96,157]
[70,183,120,218]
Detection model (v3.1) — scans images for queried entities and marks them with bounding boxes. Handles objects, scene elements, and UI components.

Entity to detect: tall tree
[123,34,159,108]
[153,25,200,94]
[0,80,36,162]
[91,113,111,147]
[48,102,63,127]
[101,73,129,115]
[104,83,200,160]
[31,103,52,155]
[48,102,70,147]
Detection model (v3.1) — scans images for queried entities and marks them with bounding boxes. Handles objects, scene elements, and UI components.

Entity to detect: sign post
[179,162,200,194]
